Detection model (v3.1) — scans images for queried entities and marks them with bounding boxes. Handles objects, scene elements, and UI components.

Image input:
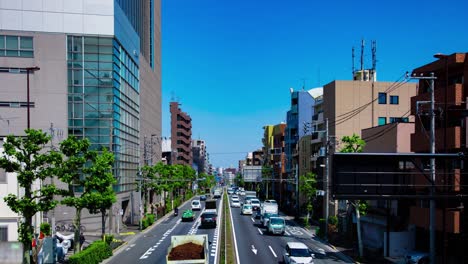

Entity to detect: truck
[244,191,257,197]
[166,234,209,264]
[260,200,278,215]
[204,199,217,213]
[213,189,222,198]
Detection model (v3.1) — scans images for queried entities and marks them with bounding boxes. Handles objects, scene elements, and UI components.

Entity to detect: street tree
[80,148,116,238]
[55,136,94,252]
[340,134,368,257]
[0,129,61,264]
[299,172,317,228]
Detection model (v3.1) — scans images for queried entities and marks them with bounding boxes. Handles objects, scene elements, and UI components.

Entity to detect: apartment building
[170,102,192,166]
[192,139,208,174]
[0,0,161,230]
[409,53,467,260]
[323,80,416,149]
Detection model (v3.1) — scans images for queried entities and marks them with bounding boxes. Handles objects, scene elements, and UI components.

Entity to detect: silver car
[283,242,314,264]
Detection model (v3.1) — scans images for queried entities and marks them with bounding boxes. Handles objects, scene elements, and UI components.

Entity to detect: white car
[283,242,314,264]
[191,200,201,210]
[241,204,253,215]
[231,199,241,208]
[250,199,261,211]
[231,195,239,200]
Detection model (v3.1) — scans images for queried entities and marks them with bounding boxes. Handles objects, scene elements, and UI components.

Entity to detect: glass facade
[0,35,33,57]
[67,35,140,192]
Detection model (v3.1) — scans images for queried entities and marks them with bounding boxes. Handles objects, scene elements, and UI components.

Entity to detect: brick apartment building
[410,53,467,260]
[170,102,192,166]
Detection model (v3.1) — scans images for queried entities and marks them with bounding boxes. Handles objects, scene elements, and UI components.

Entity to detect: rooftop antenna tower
[352,46,355,77]
[360,39,365,81]
[371,40,377,78]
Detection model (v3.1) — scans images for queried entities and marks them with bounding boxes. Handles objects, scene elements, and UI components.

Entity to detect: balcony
[411,126,461,152]
[312,112,324,122]
[409,206,460,233]
[291,104,298,114]
[411,83,463,115]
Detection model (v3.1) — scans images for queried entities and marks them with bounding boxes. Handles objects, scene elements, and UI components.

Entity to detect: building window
[0,226,7,241]
[0,101,35,108]
[390,117,409,123]
[378,93,387,104]
[390,95,399,105]
[0,168,6,183]
[378,117,386,125]
[0,35,34,57]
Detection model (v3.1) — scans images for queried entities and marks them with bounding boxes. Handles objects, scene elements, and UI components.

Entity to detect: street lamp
[25,66,40,129]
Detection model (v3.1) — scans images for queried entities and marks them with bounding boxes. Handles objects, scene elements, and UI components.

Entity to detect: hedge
[68,240,112,264]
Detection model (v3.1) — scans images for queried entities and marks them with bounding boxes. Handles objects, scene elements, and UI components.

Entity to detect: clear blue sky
[161,0,468,168]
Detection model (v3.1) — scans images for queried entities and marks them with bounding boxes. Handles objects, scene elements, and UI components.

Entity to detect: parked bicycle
[55,222,85,232]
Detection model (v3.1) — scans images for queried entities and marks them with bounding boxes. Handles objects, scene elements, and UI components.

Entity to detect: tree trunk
[355,205,363,257]
[74,208,82,252]
[22,219,32,264]
[101,209,106,239]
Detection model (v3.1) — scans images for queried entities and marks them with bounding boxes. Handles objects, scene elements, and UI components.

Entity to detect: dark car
[200,212,217,228]
[200,195,207,201]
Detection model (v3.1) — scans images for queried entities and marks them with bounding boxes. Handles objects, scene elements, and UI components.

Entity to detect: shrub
[328,215,338,226]
[40,222,51,236]
[145,214,155,225]
[104,235,114,245]
[142,217,150,229]
[68,240,112,264]
[316,218,326,239]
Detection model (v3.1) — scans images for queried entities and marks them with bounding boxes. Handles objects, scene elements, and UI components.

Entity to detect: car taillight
[201,217,204,221]
[213,217,217,221]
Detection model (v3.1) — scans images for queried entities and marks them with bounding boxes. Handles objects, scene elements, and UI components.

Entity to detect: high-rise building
[0,0,161,228]
[170,102,192,166]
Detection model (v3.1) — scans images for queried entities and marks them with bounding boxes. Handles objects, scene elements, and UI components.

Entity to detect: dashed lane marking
[257,228,263,235]
[269,245,277,258]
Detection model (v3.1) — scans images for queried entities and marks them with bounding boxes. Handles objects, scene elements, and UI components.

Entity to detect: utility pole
[25,66,40,129]
[49,123,56,235]
[324,118,329,241]
[412,72,437,264]
[429,72,436,264]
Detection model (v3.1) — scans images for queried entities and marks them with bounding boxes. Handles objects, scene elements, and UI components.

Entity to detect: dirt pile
[168,242,204,260]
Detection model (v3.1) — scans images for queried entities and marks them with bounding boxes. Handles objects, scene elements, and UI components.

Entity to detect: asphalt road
[230,195,354,264]
[108,196,222,264]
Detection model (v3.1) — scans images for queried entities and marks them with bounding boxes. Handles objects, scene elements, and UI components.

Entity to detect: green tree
[55,136,94,252]
[0,129,61,264]
[340,133,366,153]
[299,172,317,228]
[340,134,368,257]
[81,148,116,238]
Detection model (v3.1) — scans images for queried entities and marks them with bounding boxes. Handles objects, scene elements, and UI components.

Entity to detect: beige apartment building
[323,80,417,149]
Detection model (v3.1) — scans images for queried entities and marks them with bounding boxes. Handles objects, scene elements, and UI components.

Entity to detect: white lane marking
[251,217,255,222]
[251,245,258,255]
[269,245,277,258]
[213,195,223,264]
[284,230,291,236]
[229,192,240,264]
[257,228,263,235]
[139,219,181,259]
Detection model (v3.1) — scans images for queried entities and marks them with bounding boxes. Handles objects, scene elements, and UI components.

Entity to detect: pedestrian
[79,232,85,251]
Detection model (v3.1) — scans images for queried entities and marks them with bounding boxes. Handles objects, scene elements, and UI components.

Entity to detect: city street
[107,197,222,264]
[230,195,354,264]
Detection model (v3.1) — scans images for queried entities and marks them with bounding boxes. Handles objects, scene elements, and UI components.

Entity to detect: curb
[101,197,195,263]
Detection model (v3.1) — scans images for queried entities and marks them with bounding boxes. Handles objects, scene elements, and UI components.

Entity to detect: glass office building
[67,35,140,192]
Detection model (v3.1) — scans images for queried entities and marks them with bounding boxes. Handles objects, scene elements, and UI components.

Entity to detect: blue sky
[161,0,468,168]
